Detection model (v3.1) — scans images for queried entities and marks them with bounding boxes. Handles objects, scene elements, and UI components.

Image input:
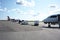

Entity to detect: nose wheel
[48,23,51,27]
[59,22,60,28]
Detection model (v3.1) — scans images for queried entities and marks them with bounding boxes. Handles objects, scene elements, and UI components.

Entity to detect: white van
[43,14,60,27]
[21,20,28,25]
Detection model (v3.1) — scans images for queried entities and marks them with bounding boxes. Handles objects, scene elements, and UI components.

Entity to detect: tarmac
[0,20,60,40]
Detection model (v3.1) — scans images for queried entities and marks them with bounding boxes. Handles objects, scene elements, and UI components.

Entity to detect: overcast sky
[0,0,60,21]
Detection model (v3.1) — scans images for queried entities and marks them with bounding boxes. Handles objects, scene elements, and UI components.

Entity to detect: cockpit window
[49,15,57,18]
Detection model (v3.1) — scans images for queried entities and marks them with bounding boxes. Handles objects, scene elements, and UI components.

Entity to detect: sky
[0,0,60,21]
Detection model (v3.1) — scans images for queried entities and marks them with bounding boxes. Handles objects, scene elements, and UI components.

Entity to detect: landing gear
[59,25,60,28]
[59,22,60,28]
[48,23,51,28]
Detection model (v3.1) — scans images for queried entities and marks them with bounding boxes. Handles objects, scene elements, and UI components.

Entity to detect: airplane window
[49,15,57,18]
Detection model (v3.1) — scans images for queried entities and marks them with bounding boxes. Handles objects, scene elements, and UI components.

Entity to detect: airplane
[43,14,60,28]
[7,16,19,22]
[7,16,10,21]
[7,16,28,25]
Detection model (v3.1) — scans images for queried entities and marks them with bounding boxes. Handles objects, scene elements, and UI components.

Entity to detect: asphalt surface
[0,20,42,32]
[0,20,60,40]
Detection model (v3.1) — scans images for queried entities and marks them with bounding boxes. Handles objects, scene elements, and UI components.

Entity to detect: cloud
[48,8,60,16]
[16,0,35,7]
[0,9,3,12]
[0,8,8,12]
[0,8,23,14]
[34,11,50,21]
[48,4,59,11]
[16,0,23,5]
[0,8,48,21]
[0,8,35,15]
[53,9,60,13]
[33,13,40,16]
[27,10,35,15]
[8,8,24,14]
[48,4,60,15]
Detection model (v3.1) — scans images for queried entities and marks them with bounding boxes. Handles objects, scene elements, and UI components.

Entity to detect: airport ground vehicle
[34,21,39,26]
[43,14,60,28]
[21,20,28,25]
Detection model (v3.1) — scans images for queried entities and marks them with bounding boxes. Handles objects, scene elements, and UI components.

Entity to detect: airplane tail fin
[7,16,10,21]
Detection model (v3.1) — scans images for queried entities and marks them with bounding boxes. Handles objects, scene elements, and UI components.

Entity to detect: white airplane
[43,14,60,28]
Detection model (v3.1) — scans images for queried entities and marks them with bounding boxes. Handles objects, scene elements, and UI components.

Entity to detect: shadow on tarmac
[42,26,60,29]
